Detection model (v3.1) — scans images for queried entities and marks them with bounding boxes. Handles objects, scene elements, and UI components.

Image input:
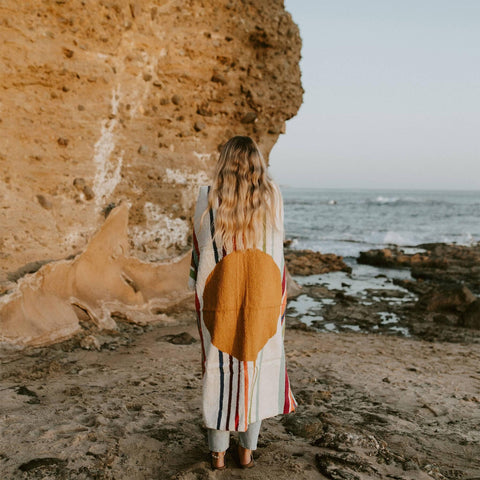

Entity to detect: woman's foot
[237,445,254,468]
[210,451,226,470]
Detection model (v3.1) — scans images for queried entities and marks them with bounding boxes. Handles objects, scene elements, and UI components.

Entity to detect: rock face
[1,203,192,348]
[0,1,303,346]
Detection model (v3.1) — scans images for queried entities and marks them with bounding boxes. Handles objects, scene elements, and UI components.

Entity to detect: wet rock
[15,385,38,397]
[295,388,332,405]
[18,457,67,472]
[161,332,197,345]
[36,194,52,210]
[285,249,351,276]
[283,411,324,439]
[361,244,480,294]
[459,299,480,329]
[358,247,429,268]
[432,313,457,326]
[418,284,476,313]
[315,451,375,479]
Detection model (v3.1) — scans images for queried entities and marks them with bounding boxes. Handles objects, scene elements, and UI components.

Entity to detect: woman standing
[188,136,296,470]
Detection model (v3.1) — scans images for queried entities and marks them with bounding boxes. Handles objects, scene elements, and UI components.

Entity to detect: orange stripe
[243,361,249,430]
[281,292,287,313]
[289,387,295,411]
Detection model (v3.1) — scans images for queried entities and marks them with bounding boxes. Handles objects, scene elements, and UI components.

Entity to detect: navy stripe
[225,355,234,429]
[207,187,219,263]
[216,350,224,429]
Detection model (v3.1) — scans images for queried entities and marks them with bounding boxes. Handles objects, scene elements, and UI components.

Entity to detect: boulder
[418,284,476,314]
[459,299,480,329]
[285,249,352,276]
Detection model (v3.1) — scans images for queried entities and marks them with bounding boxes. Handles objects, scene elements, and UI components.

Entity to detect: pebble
[80,335,101,351]
[57,137,69,146]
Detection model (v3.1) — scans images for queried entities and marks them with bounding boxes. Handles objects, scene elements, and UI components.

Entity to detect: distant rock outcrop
[0,0,303,347]
[285,249,352,276]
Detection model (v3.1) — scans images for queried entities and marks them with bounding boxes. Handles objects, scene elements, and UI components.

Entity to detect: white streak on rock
[165,168,209,186]
[131,202,189,250]
[193,151,212,165]
[92,86,123,206]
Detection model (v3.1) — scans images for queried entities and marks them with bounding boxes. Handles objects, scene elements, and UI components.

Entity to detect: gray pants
[207,420,262,452]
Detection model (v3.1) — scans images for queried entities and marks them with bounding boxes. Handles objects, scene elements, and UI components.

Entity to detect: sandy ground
[1,315,479,480]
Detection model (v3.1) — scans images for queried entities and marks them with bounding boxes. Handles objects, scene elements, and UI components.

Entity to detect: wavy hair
[200,136,281,250]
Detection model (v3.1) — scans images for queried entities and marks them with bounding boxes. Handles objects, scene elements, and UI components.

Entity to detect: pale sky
[270,0,480,190]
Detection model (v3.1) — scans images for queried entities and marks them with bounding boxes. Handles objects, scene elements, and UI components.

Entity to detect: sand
[1,311,479,480]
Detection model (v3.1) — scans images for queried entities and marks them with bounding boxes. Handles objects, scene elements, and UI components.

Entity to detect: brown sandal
[236,446,255,469]
[210,451,226,470]
[240,454,254,469]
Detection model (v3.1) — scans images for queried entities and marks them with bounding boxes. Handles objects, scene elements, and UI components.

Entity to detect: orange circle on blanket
[202,249,283,362]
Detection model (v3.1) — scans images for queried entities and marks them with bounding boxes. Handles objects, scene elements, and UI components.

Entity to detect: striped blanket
[188,185,296,432]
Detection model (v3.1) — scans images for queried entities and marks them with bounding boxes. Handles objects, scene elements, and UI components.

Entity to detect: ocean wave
[365,196,451,206]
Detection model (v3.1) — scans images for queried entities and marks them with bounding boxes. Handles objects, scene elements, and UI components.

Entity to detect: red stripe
[235,361,241,430]
[243,361,249,430]
[283,367,291,414]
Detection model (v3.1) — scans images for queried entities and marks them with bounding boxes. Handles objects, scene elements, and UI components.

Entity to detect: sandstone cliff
[0,0,303,347]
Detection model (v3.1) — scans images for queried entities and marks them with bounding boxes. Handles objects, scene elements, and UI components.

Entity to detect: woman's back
[189,140,296,432]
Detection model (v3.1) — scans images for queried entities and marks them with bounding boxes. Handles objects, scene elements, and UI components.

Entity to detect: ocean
[280,187,480,259]
[281,187,479,337]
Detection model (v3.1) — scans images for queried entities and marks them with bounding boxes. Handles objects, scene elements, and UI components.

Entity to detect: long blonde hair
[200,136,281,250]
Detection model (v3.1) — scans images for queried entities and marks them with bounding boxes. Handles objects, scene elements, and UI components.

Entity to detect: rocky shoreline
[286,243,480,345]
